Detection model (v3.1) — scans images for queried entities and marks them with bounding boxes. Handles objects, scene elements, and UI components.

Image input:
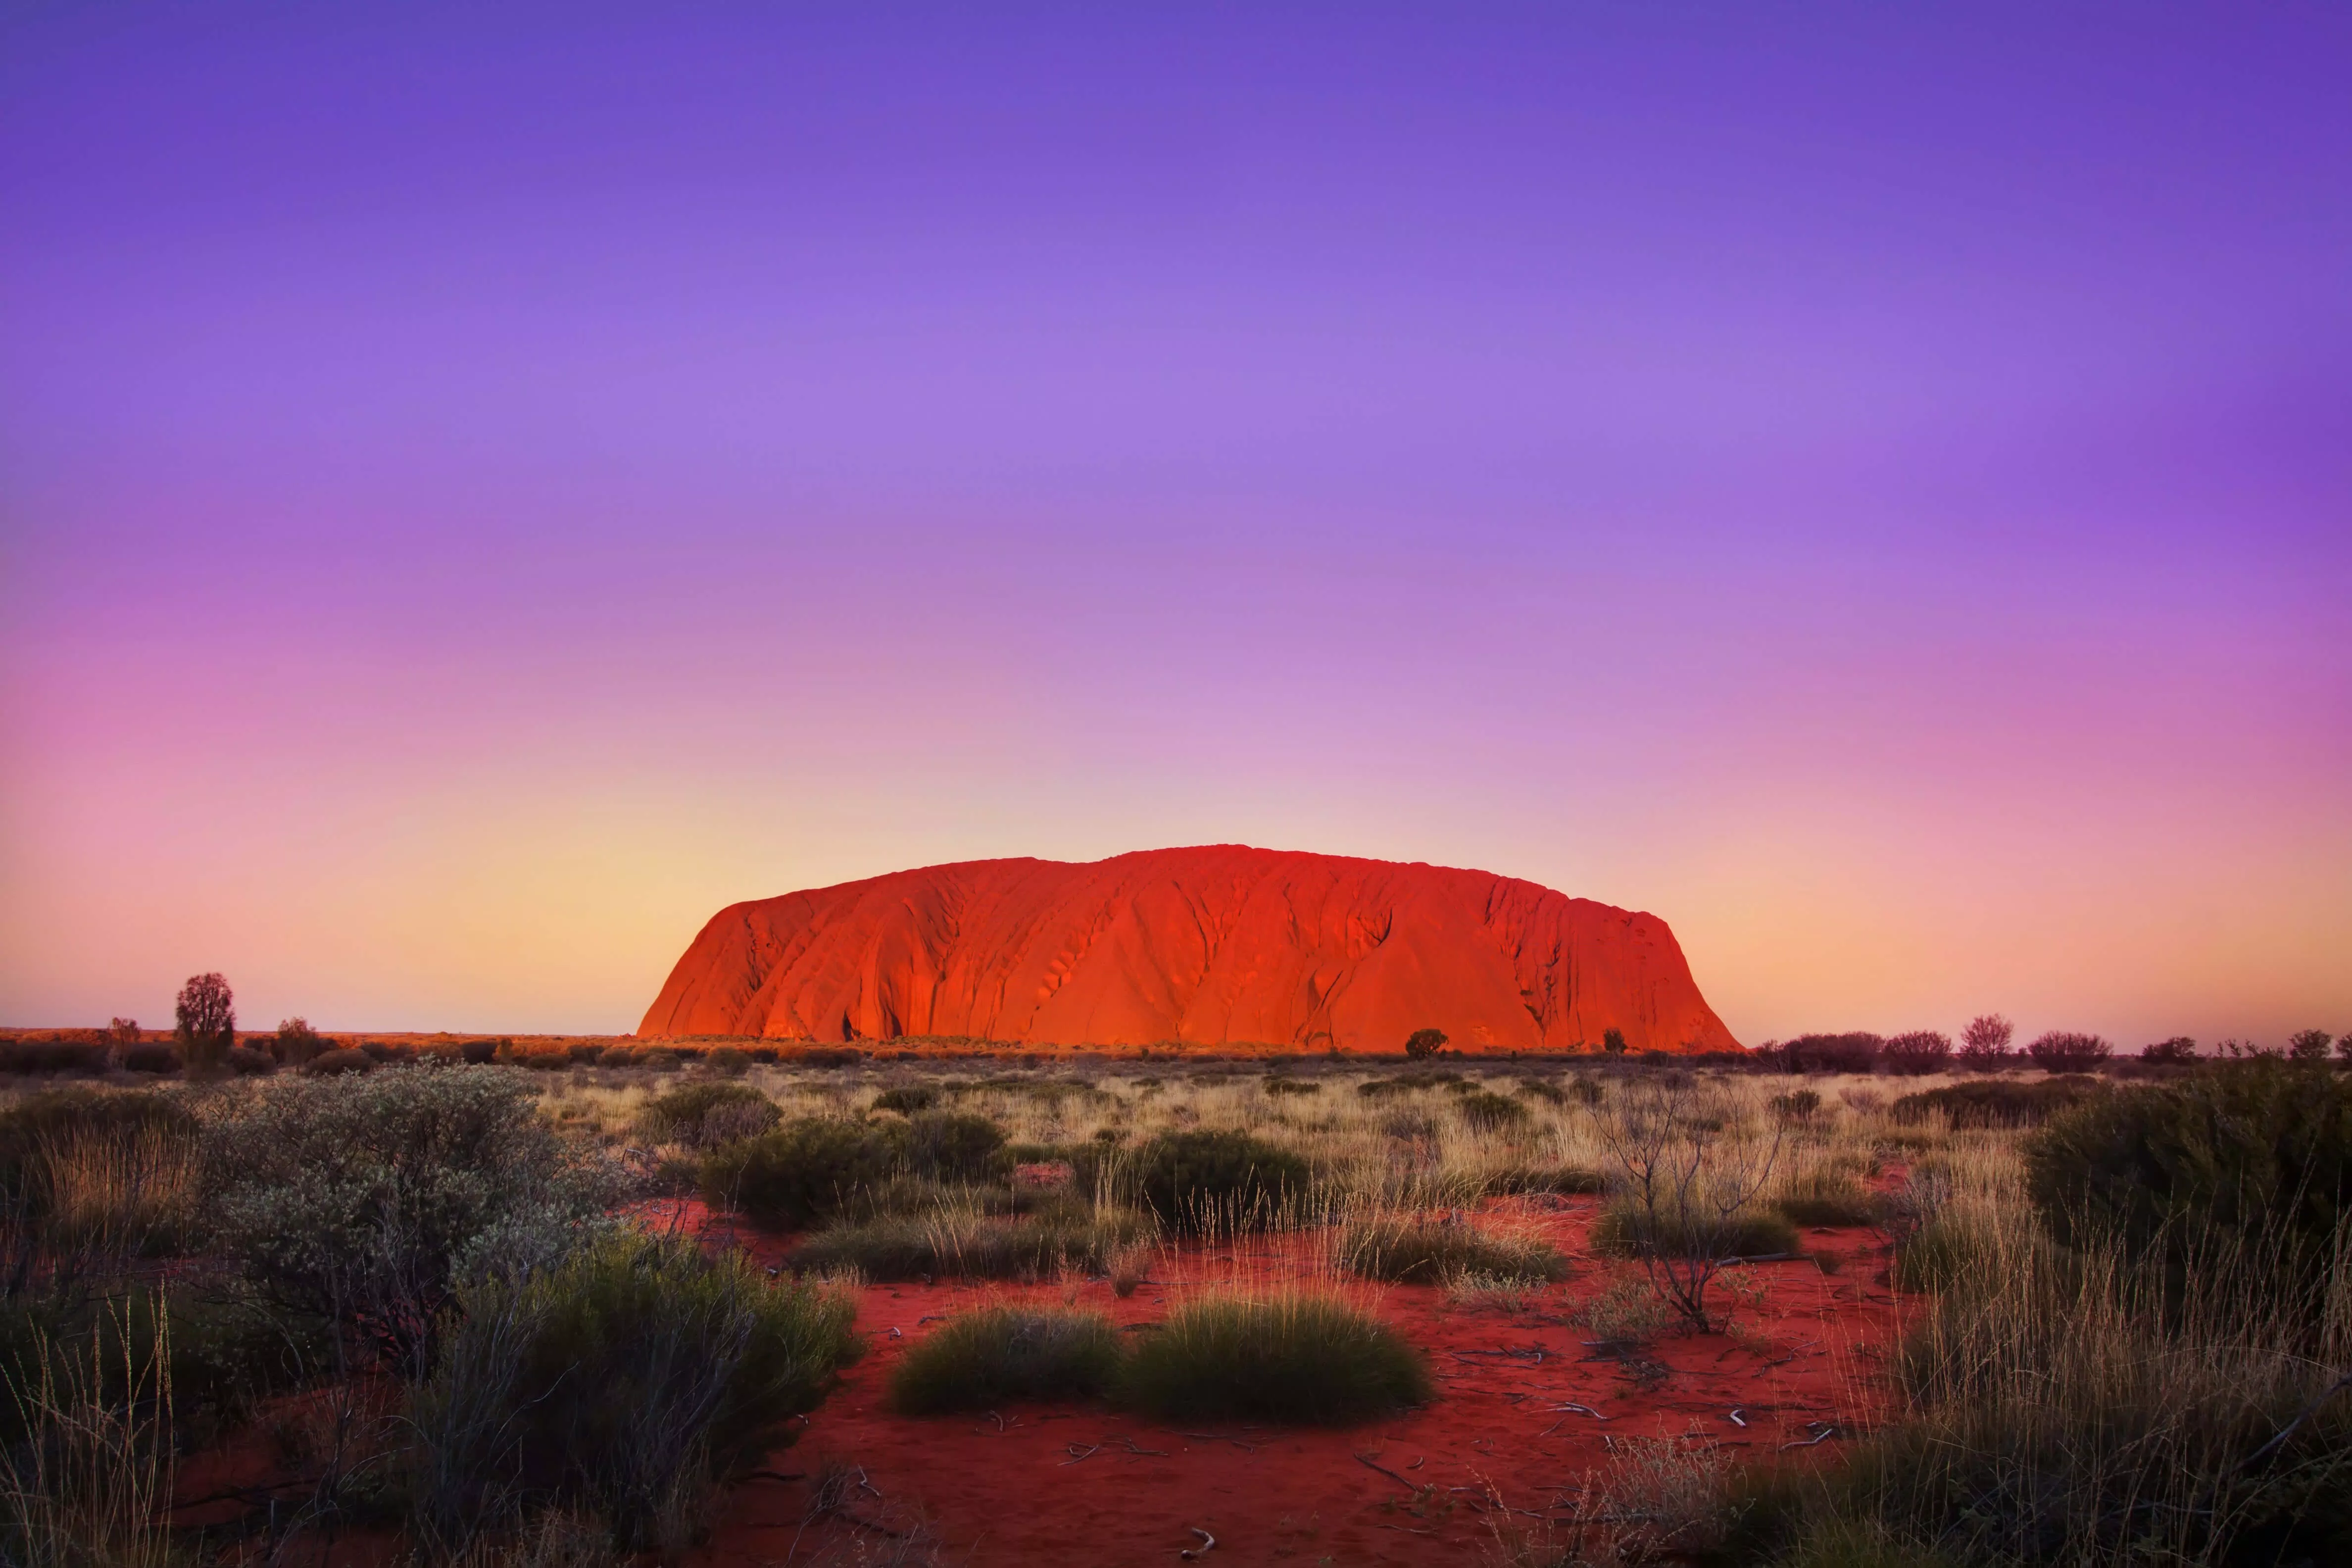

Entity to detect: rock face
[638,845,1739,1054]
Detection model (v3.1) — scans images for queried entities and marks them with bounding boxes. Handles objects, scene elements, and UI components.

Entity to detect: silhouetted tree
[2026,1030,2111,1073]
[1882,1030,1953,1075]
[274,1016,325,1064]
[175,972,235,1072]
[107,1017,140,1047]
[1602,1027,1628,1056]
[1403,1028,1447,1060]
[2140,1036,2199,1063]
[2287,1029,2334,1063]
[1956,1014,2014,1071]
[2337,1032,2352,1064]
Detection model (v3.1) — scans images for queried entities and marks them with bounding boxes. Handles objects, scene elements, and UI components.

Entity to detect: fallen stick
[1726,1409,1747,1428]
[1353,1453,1417,1492]
[1179,1526,1217,1559]
[1546,1403,1609,1421]
[1059,1444,1101,1466]
[1779,1426,1839,1451]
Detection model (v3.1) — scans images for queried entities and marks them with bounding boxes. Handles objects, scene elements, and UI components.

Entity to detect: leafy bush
[1880,1030,1952,1075]
[887,1306,1123,1414]
[1404,1028,1447,1059]
[1457,1090,1531,1133]
[2023,1061,2352,1328]
[699,1117,906,1231]
[903,1110,1008,1184]
[302,1048,375,1076]
[2141,1035,2199,1064]
[870,1085,938,1114]
[174,972,235,1073]
[1118,1293,1431,1424]
[790,1202,1150,1282]
[272,1018,326,1065]
[637,1083,779,1149]
[1125,1129,1312,1233]
[1335,1217,1566,1283]
[224,1046,275,1076]
[1592,1198,1799,1260]
[204,1066,622,1372]
[2025,1030,2112,1072]
[1889,1078,2102,1129]
[410,1232,861,1556]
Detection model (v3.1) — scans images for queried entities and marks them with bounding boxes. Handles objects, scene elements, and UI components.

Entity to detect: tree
[2338,1033,2352,1065]
[176,972,236,1072]
[2026,1030,2112,1073]
[1956,1014,2014,1071]
[1882,1030,1953,1075]
[107,1017,141,1047]
[2287,1029,2335,1063]
[1591,1075,1785,1331]
[1602,1027,1628,1057]
[275,1016,326,1065]
[1403,1028,1447,1060]
[2140,1036,2199,1064]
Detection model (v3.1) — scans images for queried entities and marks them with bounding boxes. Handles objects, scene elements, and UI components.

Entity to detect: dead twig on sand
[1354,1453,1417,1492]
[1179,1526,1217,1559]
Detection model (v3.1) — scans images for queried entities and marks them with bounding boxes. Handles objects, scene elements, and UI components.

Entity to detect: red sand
[639,845,1740,1055]
[693,1197,1908,1567]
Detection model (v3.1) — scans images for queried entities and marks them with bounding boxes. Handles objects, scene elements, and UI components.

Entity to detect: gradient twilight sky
[3,5,2348,1046]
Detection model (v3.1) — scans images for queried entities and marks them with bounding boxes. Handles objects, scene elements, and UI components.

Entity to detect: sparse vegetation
[1118,1292,1432,1424]
[1335,1215,1567,1283]
[887,1305,1123,1414]
[1125,1128,1312,1233]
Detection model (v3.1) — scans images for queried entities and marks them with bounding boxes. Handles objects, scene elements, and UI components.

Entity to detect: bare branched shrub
[1589,1077,1783,1330]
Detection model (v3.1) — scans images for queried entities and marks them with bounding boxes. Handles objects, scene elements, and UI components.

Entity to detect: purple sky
[3,5,2348,1045]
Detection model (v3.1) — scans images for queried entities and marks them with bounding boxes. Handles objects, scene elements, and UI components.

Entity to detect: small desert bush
[1263,1078,1321,1097]
[869,1085,938,1115]
[2023,1060,2352,1331]
[1769,1088,1823,1125]
[1457,1090,1532,1133]
[302,1047,375,1076]
[700,1117,908,1230]
[410,1231,861,1557]
[1125,1128,1312,1233]
[1334,1216,1566,1284]
[903,1110,1009,1184]
[1357,1072,1465,1099]
[1117,1292,1431,1424]
[1573,1274,1676,1344]
[1445,1270,1548,1314]
[887,1305,1123,1414]
[205,1066,623,1373]
[636,1082,779,1149]
[1592,1197,1798,1260]
[790,1202,1151,1282]
[1889,1077,2102,1129]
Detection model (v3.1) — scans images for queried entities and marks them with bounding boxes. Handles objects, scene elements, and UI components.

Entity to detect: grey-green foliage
[203,1065,626,1374]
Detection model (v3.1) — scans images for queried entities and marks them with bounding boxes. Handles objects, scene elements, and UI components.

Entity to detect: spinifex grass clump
[1769,1168,1884,1228]
[1456,1090,1532,1133]
[1126,1128,1312,1234]
[1118,1292,1432,1424]
[790,1200,1152,1282]
[1888,1077,2103,1129]
[1592,1198,1797,1261]
[1335,1215,1567,1284]
[887,1305,1124,1414]
[410,1232,861,1557]
[701,1118,908,1230]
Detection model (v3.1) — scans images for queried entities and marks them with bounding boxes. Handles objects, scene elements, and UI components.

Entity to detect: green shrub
[1457,1090,1531,1132]
[1357,1072,1465,1099]
[1335,1217,1567,1283]
[791,1203,1150,1282]
[1126,1129,1312,1233]
[1591,1198,1799,1260]
[410,1232,861,1555]
[2023,1061,2352,1328]
[1889,1078,2102,1129]
[887,1306,1123,1414]
[699,1117,907,1230]
[204,1066,621,1372]
[703,1046,749,1076]
[904,1110,1008,1183]
[870,1085,938,1114]
[302,1047,375,1076]
[1118,1294,1431,1424]
[637,1082,780,1149]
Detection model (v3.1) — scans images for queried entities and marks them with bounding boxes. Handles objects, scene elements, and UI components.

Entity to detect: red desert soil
[691,1197,1909,1568]
[640,845,1739,1055]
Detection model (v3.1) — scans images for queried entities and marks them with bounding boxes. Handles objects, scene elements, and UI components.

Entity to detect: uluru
[638,845,1738,1054]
